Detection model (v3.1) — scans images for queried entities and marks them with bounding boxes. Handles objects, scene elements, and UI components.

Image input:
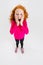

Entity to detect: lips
[18,19,21,22]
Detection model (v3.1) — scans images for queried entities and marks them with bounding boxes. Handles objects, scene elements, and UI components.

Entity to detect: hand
[19,21,23,26]
[16,21,19,26]
[19,18,23,26]
[17,21,19,26]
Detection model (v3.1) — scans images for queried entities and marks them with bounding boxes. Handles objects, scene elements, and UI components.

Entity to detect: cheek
[22,15,24,19]
[15,14,18,19]
[14,15,18,21]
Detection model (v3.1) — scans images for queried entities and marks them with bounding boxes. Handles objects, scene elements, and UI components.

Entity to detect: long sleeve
[10,21,14,34]
[10,21,17,34]
[21,21,29,34]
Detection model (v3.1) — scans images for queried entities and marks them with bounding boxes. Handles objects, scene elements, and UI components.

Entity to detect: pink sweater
[10,20,29,40]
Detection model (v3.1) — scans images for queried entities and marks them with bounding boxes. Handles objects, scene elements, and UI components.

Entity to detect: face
[14,8,24,23]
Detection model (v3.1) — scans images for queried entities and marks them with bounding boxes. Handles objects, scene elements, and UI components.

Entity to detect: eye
[16,14,19,15]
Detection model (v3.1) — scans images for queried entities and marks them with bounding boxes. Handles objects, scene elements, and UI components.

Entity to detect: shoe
[21,48,24,54]
[15,47,18,53]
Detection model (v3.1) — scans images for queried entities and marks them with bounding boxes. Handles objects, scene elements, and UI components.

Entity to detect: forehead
[15,8,24,13]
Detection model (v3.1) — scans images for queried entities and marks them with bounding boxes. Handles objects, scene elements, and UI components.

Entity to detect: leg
[20,38,24,53]
[15,39,19,48]
[15,39,19,53]
[20,38,24,48]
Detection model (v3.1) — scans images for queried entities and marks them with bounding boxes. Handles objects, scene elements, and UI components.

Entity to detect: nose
[18,14,21,19]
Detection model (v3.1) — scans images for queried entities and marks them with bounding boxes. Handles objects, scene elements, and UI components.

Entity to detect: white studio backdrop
[0,0,43,65]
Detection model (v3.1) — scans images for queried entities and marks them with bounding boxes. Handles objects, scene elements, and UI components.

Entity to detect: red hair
[10,5,28,22]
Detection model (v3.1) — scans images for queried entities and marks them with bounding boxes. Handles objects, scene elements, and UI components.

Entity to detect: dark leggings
[15,38,24,48]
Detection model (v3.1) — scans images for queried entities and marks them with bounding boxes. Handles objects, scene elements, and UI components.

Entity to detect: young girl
[9,5,29,53]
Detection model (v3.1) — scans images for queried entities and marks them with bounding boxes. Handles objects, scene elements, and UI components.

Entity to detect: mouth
[18,19,21,22]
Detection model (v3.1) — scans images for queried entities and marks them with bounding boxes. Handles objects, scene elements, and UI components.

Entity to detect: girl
[9,5,29,53]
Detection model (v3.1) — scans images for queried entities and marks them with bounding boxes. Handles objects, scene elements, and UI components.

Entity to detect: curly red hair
[10,5,28,22]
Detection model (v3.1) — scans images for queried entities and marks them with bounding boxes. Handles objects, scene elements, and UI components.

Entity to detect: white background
[0,0,43,65]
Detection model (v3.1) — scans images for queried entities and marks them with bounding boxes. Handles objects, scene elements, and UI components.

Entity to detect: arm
[10,21,14,34]
[10,21,17,34]
[21,21,29,34]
